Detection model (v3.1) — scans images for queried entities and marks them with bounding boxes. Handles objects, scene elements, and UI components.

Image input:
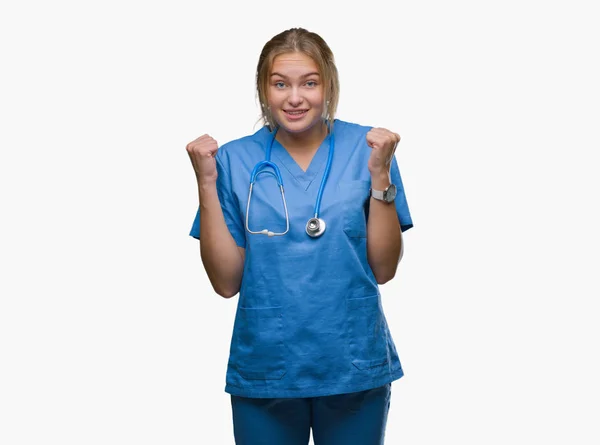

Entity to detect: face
[267,52,325,136]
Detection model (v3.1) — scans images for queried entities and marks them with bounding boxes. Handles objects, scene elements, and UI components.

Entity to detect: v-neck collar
[272,135,331,191]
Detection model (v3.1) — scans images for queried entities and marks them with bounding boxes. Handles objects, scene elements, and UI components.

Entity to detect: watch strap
[370,188,385,200]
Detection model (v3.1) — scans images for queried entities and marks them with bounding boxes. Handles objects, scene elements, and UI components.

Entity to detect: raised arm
[187,135,245,298]
[365,128,403,284]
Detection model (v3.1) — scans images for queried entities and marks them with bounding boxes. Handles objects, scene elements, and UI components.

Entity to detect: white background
[1,0,599,444]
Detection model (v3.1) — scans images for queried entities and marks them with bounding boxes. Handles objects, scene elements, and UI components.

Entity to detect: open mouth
[284,109,308,119]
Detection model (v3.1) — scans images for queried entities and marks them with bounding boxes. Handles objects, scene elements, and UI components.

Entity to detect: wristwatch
[370,183,397,203]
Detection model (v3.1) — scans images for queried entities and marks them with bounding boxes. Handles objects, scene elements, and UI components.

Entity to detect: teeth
[288,111,305,115]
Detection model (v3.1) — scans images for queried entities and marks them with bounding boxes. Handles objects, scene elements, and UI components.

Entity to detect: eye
[305,80,317,87]
[274,81,286,89]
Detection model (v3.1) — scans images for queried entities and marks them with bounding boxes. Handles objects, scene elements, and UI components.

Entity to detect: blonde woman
[186,27,413,445]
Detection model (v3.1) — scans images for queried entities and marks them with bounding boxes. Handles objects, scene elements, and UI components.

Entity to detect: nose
[287,87,303,107]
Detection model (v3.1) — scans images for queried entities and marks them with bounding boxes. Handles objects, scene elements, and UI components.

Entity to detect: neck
[275,121,328,152]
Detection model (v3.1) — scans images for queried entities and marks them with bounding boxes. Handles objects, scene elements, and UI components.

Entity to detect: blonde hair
[256,28,340,131]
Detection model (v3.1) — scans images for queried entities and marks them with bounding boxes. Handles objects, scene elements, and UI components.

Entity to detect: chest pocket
[339,180,370,238]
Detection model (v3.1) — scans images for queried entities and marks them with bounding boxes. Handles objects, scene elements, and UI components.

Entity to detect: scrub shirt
[190,119,413,399]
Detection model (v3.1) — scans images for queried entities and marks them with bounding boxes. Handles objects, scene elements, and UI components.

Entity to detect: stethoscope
[245,126,334,238]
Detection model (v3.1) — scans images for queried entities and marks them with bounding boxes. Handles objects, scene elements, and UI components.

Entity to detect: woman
[187,27,413,445]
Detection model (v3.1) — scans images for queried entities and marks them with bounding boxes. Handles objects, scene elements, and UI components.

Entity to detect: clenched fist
[186,134,219,185]
[366,128,400,175]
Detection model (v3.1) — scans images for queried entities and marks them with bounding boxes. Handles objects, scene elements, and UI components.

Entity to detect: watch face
[385,184,397,202]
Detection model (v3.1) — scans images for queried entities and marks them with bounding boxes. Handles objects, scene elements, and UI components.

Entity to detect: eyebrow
[270,72,321,78]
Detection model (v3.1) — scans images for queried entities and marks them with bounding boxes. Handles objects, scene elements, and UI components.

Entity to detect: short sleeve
[189,156,246,247]
[390,155,413,232]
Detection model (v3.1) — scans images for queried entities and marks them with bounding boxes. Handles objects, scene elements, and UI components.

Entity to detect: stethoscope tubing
[246,125,333,237]
[313,130,334,218]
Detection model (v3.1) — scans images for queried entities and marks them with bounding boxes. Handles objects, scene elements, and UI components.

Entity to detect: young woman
[186,27,413,445]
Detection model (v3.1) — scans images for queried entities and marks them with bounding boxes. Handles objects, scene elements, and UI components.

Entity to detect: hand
[366,128,400,176]
[186,134,219,185]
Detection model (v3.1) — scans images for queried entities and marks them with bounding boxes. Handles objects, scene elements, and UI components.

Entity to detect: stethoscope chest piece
[306,217,326,238]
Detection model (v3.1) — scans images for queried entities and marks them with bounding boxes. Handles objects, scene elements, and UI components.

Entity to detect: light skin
[267,52,327,170]
[186,134,245,298]
[365,128,404,282]
[186,51,403,297]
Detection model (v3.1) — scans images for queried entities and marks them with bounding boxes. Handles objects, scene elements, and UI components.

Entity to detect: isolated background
[1,0,599,444]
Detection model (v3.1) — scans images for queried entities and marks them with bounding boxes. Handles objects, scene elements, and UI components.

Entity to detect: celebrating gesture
[186,27,414,445]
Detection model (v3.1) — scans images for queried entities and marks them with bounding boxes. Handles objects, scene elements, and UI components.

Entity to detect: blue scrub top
[190,120,413,398]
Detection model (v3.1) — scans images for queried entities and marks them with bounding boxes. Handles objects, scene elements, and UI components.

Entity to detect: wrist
[370,171,391,190]
[198,180,217,197]
[198,175,218,188]
[198,182,219,210]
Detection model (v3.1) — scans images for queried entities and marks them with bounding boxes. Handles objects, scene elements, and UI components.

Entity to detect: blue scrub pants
[230,383,391,445]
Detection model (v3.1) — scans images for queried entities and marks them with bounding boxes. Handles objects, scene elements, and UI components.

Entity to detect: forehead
[270,52,320,75]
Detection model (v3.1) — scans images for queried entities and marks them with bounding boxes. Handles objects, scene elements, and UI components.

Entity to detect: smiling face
[267,52,325,138]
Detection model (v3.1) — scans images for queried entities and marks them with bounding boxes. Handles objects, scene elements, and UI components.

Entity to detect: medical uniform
[190,119,413,400]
